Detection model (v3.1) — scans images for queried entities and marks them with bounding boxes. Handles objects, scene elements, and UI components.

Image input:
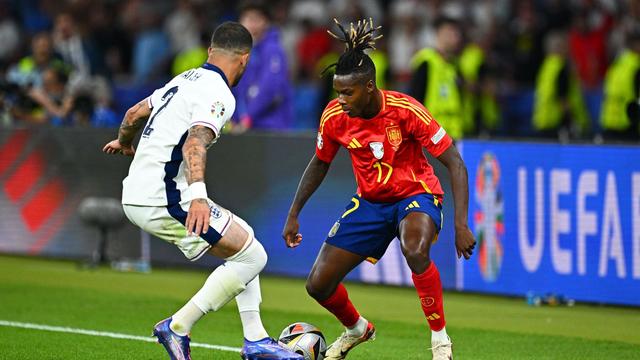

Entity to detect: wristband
[189,182,208,200]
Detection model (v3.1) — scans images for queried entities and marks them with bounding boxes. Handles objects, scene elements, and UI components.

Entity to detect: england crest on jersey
[370,142,384,159]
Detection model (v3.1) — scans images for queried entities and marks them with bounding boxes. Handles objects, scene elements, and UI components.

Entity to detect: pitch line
[0,320,241,353]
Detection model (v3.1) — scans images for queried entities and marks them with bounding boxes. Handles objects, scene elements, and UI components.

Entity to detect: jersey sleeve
[315,103,341,163]
[189,89,235,138]
[148,87,164,109]
[405,97,453,157]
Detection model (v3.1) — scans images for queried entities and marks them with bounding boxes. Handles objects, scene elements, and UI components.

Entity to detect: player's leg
[169,215,263,336]
[306,243,366,329]
[397,196,452,359]
[139,201,301,360]
[308,244,376,360]
[313,196,394,359]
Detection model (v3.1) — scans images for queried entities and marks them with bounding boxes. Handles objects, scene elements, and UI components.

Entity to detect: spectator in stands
[410,17,464,140]
[600,30,640,142]
[127,1,170,84]
[6,32,66,88]
[233,0,293,132]
[296,17,331,80]
[459,28,501,137]
[13,65,70,125]
[0,2,20,71]
[52,12,103,84]
[533,31,590,142]
[568,7,613,90]
[503,0,545,88]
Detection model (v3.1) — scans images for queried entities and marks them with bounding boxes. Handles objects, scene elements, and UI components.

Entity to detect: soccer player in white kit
[103,22,302,360]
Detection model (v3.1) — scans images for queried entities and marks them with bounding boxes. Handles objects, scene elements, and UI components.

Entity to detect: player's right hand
[103,139,135,156]
[186,199,210,237]
[282,216,303,248]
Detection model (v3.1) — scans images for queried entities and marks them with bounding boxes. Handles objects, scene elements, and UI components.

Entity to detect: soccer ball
[278,322,327,360]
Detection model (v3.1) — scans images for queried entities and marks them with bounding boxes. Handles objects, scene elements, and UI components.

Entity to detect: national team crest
[369,142,384,159]
[317,132,323,149]
[211,101,226,119]
[386,125,402,147]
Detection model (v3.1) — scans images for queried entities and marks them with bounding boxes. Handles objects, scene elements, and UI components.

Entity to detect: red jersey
[315,90,453,203]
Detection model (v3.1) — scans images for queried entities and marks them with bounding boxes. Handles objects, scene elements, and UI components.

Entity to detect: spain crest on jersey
[386,125,402,148]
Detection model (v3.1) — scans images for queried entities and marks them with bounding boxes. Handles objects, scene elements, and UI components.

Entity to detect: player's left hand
[186,199,210,236]
[455,225,476,260]
[103,139,135,156]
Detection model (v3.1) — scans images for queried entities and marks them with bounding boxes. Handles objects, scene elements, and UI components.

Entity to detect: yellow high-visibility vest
[533,54,589,132]
[411,48,463,139]
[459,44,500,133]
[600,50,640,131]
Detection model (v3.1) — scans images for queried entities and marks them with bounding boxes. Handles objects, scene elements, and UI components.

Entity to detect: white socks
[346,316,368,336]
[236,276,269,341]
[431,326,449,343]
[170,301,204,336]
[169,236,268,337]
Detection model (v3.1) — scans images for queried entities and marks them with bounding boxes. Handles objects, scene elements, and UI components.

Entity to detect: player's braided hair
[322,18,383,80]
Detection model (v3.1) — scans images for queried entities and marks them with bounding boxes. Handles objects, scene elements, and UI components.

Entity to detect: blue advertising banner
[460,140,640,306]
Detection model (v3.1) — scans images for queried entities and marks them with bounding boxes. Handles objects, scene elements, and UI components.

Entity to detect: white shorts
[123,199,236,261]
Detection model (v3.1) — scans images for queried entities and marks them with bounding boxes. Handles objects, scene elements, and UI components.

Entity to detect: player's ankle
[346,316,368,336]
[431,326,449,343]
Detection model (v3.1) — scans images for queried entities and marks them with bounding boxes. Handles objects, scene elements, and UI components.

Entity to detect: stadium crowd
[0,0,638,142]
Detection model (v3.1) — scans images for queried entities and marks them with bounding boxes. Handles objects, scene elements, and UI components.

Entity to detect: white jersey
[122,64,235,206]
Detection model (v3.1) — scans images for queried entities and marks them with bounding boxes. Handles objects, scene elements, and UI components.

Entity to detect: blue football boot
[152,317,191,360]
[240,337,305,360]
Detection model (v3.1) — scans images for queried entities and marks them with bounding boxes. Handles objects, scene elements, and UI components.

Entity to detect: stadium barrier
[1,128,637,306]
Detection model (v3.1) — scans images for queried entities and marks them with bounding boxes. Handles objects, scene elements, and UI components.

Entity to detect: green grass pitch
[1,255,639,359]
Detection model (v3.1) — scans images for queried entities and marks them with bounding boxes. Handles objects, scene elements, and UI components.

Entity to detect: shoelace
[428,340,453,351]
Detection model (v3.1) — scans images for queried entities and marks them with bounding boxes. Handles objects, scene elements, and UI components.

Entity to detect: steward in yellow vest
[459,42,500,136]
[600,32,640,141]
[533,32,590,141]
[409,17,463,140]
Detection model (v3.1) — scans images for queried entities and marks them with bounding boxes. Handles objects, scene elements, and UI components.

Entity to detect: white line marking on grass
[0,320,241,353]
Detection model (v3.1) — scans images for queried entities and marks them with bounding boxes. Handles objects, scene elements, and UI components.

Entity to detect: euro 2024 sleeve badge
[211,101,226,119]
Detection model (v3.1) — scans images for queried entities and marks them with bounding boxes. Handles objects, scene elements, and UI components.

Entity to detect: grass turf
[1,255,639,359]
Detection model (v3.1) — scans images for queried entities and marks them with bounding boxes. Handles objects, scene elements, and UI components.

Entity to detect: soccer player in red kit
[282,19,476,360]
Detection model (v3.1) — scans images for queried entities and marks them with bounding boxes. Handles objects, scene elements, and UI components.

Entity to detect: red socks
[412,262,446,331]
[318,283,360,327]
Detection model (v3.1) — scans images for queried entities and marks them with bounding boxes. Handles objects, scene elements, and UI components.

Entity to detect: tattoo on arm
[118,98,151,146]
[183,125,216,184]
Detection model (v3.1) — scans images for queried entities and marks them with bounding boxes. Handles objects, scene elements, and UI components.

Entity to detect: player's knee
[251,239,268,272]
[305,277,331,301]
[225,238,267,284]
[403,247,431,274]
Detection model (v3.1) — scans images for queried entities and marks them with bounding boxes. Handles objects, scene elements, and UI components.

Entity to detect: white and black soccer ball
[278,322,327,360]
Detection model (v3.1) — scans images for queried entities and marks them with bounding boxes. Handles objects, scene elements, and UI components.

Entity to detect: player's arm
[437,145,476,260]
[182,125,216,236]
[282,155,331,248]
[103,98,152,156]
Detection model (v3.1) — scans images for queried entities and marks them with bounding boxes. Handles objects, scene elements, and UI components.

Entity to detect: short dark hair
[210,22,253,54]
[322,18,382,83]
[434,16,460,31]
[239,0,271,21]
